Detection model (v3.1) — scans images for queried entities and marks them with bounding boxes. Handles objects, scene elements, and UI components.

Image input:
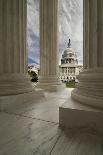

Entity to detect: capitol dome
[61,39,78,64]
[59,38,83,82]
[63,47,75,58]
[64,47,75,54]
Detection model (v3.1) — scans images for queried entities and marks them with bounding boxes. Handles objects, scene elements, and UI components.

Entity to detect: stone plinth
[59,97,103,134]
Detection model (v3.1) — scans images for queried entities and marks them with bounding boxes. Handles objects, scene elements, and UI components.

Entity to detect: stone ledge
[59,97,103,134]
[0,89,44,112]
[36,83,65,92]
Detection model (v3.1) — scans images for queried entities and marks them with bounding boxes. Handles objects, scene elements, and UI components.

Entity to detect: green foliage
[28,70,38,82]
[66,81,77,88]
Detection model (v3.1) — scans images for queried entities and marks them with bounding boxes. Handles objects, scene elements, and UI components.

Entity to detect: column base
[71,70,103,109]
[37,76,64,92]
[71,88,103,109]
[0,74,34,96]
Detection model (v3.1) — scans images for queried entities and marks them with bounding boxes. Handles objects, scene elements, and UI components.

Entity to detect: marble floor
[0,88,103,155]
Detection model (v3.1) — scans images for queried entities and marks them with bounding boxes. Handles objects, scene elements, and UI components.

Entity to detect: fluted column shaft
[72,0,103,108]
[38,0,61,91]
[0,0,33,96]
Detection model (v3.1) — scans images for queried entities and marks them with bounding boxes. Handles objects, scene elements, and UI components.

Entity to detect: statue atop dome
[61,38,78,65]
[68,38,71,48]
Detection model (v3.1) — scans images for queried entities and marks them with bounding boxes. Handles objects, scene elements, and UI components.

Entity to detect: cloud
[27,0,83,64]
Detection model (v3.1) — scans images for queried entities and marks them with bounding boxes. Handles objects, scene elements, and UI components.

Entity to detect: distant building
[28,64,40,75]
[59,39,83,82]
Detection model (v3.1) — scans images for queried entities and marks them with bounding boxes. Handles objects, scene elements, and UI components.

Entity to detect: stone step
[59,97,103,134]
[0,89,44,111]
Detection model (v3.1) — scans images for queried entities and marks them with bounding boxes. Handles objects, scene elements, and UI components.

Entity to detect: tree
[28,70,38,82]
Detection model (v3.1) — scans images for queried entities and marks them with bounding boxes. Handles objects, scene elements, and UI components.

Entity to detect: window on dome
[69,59,71,63]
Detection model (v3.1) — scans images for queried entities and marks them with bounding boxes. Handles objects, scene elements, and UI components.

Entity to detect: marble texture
[0,88,103,155]
[59,97,103,134]
[51,129,103,155]
[0,113,61,155]
[71,0,103,108]
[0,0,34,95]
[1,87,70,123]
[37,0,61,91]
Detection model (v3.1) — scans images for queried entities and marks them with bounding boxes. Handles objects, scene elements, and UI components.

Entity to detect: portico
[0,0,103,154]
[0,0,103,109]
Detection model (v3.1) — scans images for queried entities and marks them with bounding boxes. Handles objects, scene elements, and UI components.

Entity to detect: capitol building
[0,1,103,154]
[59,39,83,82]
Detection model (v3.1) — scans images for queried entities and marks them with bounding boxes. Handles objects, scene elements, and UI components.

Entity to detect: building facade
[59,39,83,82]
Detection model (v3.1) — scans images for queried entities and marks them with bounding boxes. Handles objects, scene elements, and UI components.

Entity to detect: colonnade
[0,0,103,109]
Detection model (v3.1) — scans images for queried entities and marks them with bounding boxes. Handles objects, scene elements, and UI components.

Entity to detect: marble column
[38,0,61,91]
[0,0,34,96]
[71,0,103,108]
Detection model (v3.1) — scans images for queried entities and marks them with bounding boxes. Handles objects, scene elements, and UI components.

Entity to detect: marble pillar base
[0,74,34,96]
[59,97,103,134]
[71,70,103,109]
[37,76,63,91]
[71,88,103,109]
